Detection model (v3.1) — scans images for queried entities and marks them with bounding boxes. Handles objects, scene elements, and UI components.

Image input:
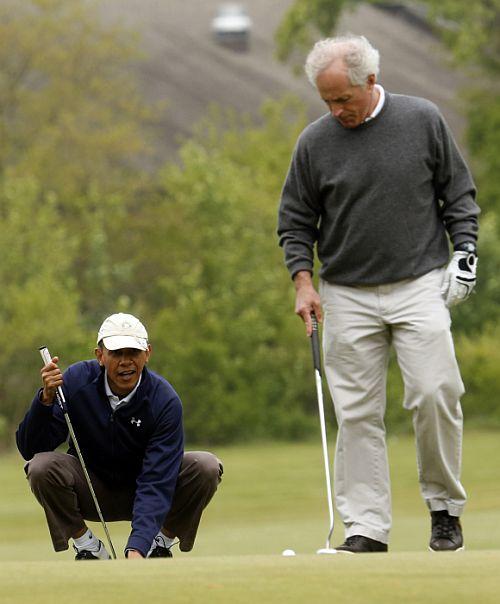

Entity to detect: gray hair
[305,35,380,87]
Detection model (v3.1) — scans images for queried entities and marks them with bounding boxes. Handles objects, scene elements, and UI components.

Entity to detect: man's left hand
[441,251,478,307]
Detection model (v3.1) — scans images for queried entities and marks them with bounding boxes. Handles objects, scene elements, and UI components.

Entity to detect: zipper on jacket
[109,410,116,482]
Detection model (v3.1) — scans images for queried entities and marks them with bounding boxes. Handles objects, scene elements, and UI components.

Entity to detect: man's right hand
[126,549,144,559]
[293,271,322,336]
[40,357,63,406]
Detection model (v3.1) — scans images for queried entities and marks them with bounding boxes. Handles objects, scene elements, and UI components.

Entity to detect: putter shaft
[310,315,335,550]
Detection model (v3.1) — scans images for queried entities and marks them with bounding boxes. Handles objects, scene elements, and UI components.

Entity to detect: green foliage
[0,0,151,444]
[456,324,500,426]
[122,99,320,443]
[426,0,500,73]
[451,213,500,334]
[0,0,157,322]
[0,415,7,447]
[0,176,87,443]
[0,0,153,197]
[425,1,500,333]
[275,0,351,66]
[275,0,408,67]
[467,93,500,213]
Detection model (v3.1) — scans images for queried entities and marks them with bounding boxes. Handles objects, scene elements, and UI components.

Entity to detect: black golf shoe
[74,540,110,560]
[335,535,388,554]
[429,510,464,552]
[148,544,173,558]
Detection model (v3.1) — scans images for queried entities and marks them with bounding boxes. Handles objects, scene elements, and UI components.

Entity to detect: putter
[310,314,337,555]
[39,346,117,559]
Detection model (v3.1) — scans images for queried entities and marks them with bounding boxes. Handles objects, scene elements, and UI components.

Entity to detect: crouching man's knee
[25,451,76,492]
[183,451,223,493]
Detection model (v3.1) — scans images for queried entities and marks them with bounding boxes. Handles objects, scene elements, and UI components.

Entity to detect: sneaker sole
[428,545,465,552]
[335,550,388,554]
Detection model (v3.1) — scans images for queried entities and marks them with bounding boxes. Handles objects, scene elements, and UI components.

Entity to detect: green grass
[1,430,500,602]
[1,553,500,604]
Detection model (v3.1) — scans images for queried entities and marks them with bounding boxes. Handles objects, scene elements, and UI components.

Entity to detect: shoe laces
[148,536,178,558]
[433,513,458,539]
[74,548,98,560]
[149,543,173,558]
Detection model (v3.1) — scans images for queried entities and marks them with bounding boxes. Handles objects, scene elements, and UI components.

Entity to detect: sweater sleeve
[125,393,184,556]
[433,112,480,247]
[16,391,68,460]
[277,135,321,279]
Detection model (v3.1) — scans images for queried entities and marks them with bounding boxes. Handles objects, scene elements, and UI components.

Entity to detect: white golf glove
[441,251,478,308]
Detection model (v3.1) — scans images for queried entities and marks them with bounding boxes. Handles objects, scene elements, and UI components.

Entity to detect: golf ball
[282,549,296,557]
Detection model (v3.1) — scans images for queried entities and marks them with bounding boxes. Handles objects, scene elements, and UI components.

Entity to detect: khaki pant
[26,451,223,553]
[320,268,466,544]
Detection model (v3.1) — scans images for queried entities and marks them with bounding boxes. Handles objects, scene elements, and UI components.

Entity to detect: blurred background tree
[134,100,319,443]
[0,0,152,195]
[0,0,154,443]
[0,175,86,443]
[0,0,155,325]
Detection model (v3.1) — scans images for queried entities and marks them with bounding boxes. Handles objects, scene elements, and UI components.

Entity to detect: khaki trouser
[320,268,466,544]
[26,451,223,553]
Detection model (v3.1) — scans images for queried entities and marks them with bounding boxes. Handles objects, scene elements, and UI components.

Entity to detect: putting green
[1,431,499,601]
[1,552,500,603]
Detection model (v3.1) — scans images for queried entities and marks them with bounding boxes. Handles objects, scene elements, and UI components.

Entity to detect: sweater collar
[365,85,385,122]
[329,89,391,131]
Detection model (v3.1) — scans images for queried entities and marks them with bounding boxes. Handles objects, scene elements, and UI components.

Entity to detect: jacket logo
[130,417,142,427]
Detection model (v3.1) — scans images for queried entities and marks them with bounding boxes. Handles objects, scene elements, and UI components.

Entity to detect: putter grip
[39,346,52,366]
[39,346,67,409]
[310,314,322,374]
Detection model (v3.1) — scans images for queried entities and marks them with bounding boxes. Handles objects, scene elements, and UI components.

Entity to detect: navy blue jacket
[16,360,184,556]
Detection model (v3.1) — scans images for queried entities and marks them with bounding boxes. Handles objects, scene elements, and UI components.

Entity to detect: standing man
[278,35,479,553]
[17,313,223,560]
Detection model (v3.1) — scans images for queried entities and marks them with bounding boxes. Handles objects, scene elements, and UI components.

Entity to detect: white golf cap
[97,313,148,351]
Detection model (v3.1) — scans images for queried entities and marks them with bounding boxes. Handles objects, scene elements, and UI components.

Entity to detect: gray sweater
[278,92,479,286]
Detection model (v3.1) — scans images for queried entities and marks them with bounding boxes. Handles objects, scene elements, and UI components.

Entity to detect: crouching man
[16,313,223,560]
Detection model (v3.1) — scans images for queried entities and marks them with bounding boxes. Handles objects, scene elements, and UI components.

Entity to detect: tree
[275,0,398,68]
[0,176,87,446]
[426,0,500,72]
[114,99,326,444]
[0,0,156,445]
[276,0,354,68]
[0,0,159,324]
[424,0,500,333]
[0,0,153,197]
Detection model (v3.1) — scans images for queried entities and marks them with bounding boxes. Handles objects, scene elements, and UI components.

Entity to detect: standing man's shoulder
[388,92,443,122]
[296,113,334,149]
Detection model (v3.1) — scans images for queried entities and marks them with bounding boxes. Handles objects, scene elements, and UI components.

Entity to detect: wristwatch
[454,242,477,254]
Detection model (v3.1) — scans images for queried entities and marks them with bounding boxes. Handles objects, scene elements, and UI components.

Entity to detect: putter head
[316,547,338,555]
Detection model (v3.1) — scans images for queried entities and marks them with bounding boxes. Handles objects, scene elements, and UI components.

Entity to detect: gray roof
[101,0,465,160]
